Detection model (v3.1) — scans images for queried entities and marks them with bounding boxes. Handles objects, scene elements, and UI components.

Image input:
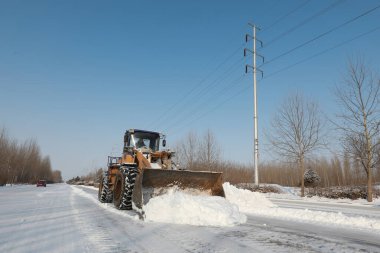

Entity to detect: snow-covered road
[270,198,380,219]
[1,184,379,253]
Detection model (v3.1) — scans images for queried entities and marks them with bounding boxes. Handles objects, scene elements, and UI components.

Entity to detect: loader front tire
[98,173,112,203]
[113,167,137,210]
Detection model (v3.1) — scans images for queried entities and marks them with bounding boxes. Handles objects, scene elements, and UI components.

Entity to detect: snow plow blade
[132,169,225,209]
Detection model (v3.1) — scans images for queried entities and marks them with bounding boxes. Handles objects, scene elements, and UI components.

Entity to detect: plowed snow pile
[223,183,380,231]
[143,183,380,231]
[223,182,277,211]
[143,187,246,227]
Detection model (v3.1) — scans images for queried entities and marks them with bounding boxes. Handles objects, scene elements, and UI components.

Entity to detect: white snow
[72,185,246,227]
[2,184,380,253]
[143,187,246,226]
[223,182,277,212]
[255,207,380,230]
[223,183,380,232]
[264,184,380,206]
[73,183,380,232]
[70,186,140,220]
[75,183,380,231]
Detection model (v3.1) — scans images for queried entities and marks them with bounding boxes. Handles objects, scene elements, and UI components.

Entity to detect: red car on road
[36,180,46,187]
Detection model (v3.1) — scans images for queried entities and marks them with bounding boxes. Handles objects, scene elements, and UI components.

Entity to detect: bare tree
[269,93,323,197]
[342,152,351,185]
[175,130,221,171]
[198,130,220,170]
[0,129,10,185]
[175,131,199,169]
[335,59,380,202]
[52,170,63,183]
[0,127,54,185]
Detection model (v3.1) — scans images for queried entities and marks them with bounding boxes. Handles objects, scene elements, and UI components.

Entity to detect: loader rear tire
[113,167,138,210]
[98,173,112,203]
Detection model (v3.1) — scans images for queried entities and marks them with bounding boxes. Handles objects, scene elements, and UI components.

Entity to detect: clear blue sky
[1,0,380,179]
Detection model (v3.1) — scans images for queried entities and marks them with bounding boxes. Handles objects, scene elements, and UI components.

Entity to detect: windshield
[129,132,160,151]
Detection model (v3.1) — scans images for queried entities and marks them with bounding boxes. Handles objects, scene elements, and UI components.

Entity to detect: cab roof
[125,129,160,136]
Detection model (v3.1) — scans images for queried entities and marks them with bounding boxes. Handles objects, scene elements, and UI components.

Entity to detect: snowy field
[1,183,380,253]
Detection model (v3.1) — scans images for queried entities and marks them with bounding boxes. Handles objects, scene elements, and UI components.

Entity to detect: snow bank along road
[1,184,380,253]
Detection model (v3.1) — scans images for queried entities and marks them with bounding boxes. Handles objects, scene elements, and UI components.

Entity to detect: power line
[151,4,380,137]
[148,2,329,133]
[183,57,245,106]
[263,0,312,32]
[264,3,380,66]
[151,56,245,131]
[167,75,247,137]
[265,25,380,79]
[259,26,380,100]
[160,58,245,132]
[147,1,320,131]
[168,25,380,138]
[265,0,345,47]
[146,43,245,130]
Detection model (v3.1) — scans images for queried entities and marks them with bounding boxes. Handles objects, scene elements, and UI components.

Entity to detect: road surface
[0,184,379,253]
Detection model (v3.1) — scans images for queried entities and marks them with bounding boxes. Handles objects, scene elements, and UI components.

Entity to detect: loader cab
[124,129,162,152]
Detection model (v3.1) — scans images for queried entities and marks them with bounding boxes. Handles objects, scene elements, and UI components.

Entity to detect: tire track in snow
[70,186,163,252]
[245,214,380,253]
[70,188,124,253]
[71,185,380,252]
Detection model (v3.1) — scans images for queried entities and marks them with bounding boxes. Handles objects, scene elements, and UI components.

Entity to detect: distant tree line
[174,129,254,184]
[66,168,103,185]
[0,128,62,185]
[174,130,375,185]
[175,130,380,193]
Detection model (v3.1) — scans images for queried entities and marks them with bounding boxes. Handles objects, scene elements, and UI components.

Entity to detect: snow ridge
[72,184,380,231]
[223,183,380,232]
[143,187,247,227]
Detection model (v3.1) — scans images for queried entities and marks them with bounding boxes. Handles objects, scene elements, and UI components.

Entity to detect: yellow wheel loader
[98,129,225,210]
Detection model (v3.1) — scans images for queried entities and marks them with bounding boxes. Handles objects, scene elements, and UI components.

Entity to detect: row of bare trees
[66,168,103,185]
[0,128,62,185]
[174,130,380,186]
[175,129,221,171]
[268,58,380,202]
[174,131,253,184]
[175,58,379,202]
[260,155,380,188]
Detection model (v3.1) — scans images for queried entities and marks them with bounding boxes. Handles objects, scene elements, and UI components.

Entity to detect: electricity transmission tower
[244,23,263,186]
